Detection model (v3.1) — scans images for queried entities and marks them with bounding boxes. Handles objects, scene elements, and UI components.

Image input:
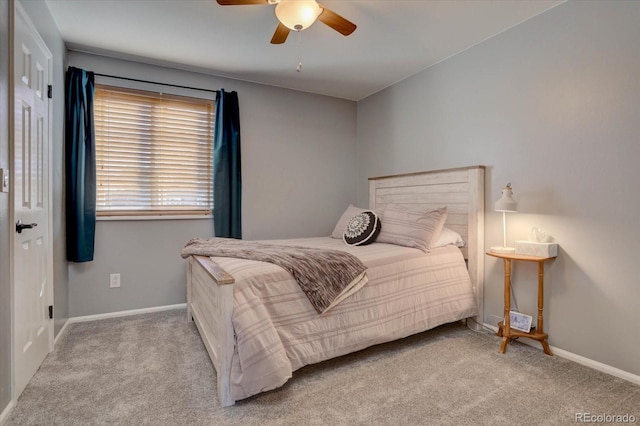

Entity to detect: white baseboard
[551,346,640,386]
[0,399,15,426]
[52,303,187,348]
[54,320,71,346]
[68,303,187,324]
[483,323,640,386]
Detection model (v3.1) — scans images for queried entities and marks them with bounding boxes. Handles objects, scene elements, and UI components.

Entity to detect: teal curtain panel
[65,66,96,262]
[213,89,242,239]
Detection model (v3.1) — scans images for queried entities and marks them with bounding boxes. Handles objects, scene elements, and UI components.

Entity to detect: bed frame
[186,165,485,407]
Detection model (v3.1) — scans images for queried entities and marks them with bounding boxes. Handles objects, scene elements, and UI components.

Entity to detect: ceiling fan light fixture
[275,0,322,31]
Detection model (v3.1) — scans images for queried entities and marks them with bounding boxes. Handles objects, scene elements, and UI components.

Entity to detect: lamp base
[490,246,516,254]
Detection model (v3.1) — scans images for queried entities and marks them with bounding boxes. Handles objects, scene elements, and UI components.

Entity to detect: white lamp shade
[495,183,518,212]
[275,0,322,31]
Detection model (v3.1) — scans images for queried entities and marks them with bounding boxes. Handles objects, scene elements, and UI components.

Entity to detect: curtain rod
[93,72,220,94]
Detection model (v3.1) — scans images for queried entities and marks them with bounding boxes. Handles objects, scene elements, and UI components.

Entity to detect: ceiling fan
[216,0,357,44]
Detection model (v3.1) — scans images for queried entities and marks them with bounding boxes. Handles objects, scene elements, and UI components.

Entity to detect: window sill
[97,214,212,221]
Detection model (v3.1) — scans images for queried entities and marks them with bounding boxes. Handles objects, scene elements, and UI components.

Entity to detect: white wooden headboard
[368,165,485,327]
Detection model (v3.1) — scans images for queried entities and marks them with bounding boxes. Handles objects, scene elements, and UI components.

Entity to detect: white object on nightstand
[515,226,557,257]
[515,241,558,257]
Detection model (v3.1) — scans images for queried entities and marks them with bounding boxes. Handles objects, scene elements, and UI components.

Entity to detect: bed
[185,165,485,406]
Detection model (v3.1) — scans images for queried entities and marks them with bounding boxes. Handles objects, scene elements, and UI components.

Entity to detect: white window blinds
[94,85,214,216]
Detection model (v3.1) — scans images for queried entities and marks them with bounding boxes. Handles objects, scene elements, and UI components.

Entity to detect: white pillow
[376,205,448,252]
[432,227,466,248]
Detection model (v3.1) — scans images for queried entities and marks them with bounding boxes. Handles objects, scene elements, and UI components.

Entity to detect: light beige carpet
[6,310,639,425]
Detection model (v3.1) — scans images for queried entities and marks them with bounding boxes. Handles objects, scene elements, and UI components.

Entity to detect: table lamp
[491,183,518,253]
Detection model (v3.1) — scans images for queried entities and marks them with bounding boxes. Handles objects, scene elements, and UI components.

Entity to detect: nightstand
[486,251,557,355]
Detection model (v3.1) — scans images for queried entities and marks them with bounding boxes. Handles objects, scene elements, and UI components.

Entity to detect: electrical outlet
[110,273,121,288]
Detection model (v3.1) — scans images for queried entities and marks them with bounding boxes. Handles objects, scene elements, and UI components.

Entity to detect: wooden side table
[486,251,557,355]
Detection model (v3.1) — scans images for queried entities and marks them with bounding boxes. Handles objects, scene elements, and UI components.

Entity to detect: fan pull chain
[296,30,303,72]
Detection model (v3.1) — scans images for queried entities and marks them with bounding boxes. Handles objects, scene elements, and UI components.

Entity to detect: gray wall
[67,52,358,317]
[0,0,11,415]
[357,1,640,376]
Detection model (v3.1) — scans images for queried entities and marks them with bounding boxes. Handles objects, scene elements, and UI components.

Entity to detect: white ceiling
[44,0,564,101]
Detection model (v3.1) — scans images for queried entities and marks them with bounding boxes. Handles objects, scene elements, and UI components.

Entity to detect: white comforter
[207,237,478,401]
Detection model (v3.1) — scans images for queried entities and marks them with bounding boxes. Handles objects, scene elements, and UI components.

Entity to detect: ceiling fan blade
[216,0,269,5]
[270,22,290,44]
[317,4,356,36]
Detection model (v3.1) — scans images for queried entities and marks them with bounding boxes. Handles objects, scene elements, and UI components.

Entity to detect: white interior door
[12,3,53,399]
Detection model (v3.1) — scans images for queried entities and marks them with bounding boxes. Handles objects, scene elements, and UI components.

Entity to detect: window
[94,85,214,217]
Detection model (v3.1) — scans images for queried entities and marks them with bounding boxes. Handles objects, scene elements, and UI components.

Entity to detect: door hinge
[47,85,52,99]
[48,305,53,319]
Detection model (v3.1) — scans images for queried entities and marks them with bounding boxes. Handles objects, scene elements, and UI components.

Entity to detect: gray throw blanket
[181,238,367,314]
